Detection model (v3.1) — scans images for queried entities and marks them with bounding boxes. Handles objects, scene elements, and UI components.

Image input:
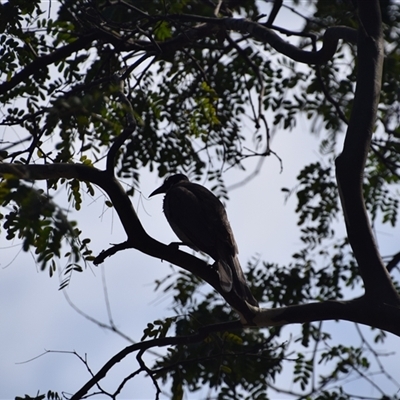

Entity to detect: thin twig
[136,349,162,399]
[113,368,143,398]
[385,251,400,272]
[266,0,283,27]
[63,290,135,343]
[106,80,137,175]
[310,34,349,125]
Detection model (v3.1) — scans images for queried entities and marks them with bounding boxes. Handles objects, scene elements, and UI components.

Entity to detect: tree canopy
[1,0,400,399]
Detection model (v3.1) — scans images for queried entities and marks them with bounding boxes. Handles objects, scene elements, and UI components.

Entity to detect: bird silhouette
[150,174,258,307]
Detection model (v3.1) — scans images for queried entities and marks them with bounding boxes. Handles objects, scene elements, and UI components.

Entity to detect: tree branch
[69,294,400,398]
[0,162,258,323]
[266,0,283,28]
[162,15,357,64]
[44,12,357,67]
[335,0,400,304]
[69,320,241,400]
[253,297,400,336]
[0,33,96,96]
[106,83,137,176]
[0,15,356,100]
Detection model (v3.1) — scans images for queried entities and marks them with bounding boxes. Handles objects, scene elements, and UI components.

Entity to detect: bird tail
[218,256,259,307]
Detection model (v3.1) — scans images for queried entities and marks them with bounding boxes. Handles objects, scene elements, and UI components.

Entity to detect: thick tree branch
[226,21,355,64]
[0,162,258,323]
[253,297,400,336]
[70,294,400,399]
[161,15,357,64]
[335,1,400,304]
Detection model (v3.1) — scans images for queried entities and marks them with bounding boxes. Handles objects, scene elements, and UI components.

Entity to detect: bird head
[149,174,189,197]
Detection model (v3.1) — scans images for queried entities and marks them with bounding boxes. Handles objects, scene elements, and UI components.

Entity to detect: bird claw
[168,241,191,251]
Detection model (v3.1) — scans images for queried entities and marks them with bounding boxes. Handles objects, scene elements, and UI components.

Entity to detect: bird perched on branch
[149,174,258,307]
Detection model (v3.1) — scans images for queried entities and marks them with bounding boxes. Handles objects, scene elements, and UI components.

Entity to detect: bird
[149,173,258,307]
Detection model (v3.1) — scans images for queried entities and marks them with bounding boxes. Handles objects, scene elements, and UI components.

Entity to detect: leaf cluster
[152,271,284,400]
[0,178,93,284]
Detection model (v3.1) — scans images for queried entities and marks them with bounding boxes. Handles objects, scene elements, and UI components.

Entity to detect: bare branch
[136,349,162,398]
[63,290,135,344]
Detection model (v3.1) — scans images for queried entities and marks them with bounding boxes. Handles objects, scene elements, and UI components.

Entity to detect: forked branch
[0,162,257,323]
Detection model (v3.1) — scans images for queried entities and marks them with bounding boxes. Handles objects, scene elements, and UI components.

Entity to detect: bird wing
[164,182,237,259]
[186,184,258,306]
[164,180,258,306]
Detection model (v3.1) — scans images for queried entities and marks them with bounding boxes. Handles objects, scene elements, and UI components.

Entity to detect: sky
[0,2,400,400]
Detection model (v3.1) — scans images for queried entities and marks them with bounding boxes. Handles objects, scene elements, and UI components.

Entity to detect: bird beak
[149,183,167,198]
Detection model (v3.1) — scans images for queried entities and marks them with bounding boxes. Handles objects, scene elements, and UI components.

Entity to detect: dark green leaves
[0,179,92,286]
[296,162,339,246]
